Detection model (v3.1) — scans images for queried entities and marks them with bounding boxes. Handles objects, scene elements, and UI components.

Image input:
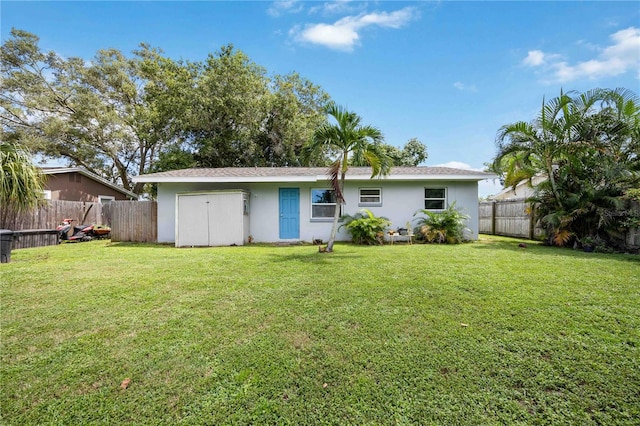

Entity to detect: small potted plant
[581,236,595,252]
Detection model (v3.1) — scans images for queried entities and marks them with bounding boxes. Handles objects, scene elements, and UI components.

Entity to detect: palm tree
[0,141,44,228]
[491,88,639,246]
[303,103,391,252]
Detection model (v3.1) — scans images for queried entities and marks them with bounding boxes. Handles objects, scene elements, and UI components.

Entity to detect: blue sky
[2,1,639,196]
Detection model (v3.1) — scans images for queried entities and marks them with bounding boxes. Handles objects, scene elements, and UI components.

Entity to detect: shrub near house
[340,209,391,245]
[414,202,470,244]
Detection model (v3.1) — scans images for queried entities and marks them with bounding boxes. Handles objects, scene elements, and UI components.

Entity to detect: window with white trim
[41,190,52,200]
[98,195,116,204]
[359,188,382,207]
[311,189,337,219]
[424,188,446,210]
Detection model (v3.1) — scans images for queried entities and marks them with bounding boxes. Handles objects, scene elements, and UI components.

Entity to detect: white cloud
[453,81,477,92]
[309,0,358,16]
[291,7,418,51]
[522,27,640,82]
[523,50,546,66]
[268,0,303,17]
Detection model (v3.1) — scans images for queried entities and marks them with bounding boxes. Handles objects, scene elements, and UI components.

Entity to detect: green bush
[413,202,470,244]
[340,209,390,245]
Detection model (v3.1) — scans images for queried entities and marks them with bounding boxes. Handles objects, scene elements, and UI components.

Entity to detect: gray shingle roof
[135,166,493,182]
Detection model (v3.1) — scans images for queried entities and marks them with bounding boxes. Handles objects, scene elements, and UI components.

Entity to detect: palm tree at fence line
[491,88,639,246]
[0,141,44,229]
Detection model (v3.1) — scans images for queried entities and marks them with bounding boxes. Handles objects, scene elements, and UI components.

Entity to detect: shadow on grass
[104,241,175,249]
[473,235,640,263]
[268,247,364,264]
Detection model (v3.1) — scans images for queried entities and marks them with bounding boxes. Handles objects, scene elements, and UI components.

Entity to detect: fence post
[529,203,535,240]
[491,201,496,236]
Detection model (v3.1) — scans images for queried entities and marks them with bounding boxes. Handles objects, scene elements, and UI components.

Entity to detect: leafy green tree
[491,88,639,247]
[0,142,44,228]
[253,72,331,167]
[303,103,392,252]
[0,29,183,194]
[1,31,332,196]
[354,138,427,167]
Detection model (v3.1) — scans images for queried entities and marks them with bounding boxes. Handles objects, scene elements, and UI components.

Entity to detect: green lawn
[1,236,639,425]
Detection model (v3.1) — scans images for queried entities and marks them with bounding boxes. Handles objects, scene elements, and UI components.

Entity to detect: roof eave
[133,173,497,184]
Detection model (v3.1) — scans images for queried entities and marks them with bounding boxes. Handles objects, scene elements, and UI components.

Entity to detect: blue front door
[279,188,299,239]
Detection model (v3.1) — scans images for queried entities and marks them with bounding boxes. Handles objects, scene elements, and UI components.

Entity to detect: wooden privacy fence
[5,200,108,231]
[626,202,640,249]
[480,199,639,247]
[479,199,544,239]
[6,200,158,248]
[103,201,157,243]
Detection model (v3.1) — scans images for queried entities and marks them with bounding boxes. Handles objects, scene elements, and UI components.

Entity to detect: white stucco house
[133,166,495,247]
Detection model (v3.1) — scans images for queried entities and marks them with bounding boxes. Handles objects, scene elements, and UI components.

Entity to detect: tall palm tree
[0,141,44,228]
[303,103,391,252]
[491,88,639,246]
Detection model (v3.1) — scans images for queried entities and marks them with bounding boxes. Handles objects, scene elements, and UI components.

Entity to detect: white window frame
[41,190,52,200]
[310,188,338,221]
[358,188,382,207]
[424,187,447,210]
[98,195,116,204]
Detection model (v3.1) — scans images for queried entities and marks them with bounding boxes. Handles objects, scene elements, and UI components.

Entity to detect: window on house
[41,190,52,200]
[98,195,115,204]
[359,188,382,206]
[424,188,446,210]
[311,189,337,219]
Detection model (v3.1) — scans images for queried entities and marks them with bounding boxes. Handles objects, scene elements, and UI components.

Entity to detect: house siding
[45,173,131,202]
[157,180,480,244]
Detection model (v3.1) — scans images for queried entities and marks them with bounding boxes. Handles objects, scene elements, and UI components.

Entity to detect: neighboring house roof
[41,167,138,199]
[489,174,547,201]
[134,166,496,184]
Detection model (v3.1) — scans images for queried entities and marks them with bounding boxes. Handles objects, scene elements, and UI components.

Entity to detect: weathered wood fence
[626,202,640,249]
[479,199,544,239]
[480,199,639,248]
[103,201,157,243]
[6,200,158,249]
[5,200,107,231]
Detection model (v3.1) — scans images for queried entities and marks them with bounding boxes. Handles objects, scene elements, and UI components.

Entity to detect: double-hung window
[359,188,382,207]
[311,189,337,219]
[424,188,446,210]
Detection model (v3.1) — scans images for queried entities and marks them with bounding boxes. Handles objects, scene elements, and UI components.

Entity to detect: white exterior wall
[156,180,480,244]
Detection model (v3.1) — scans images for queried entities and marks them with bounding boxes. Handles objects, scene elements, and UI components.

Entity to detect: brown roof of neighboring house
[134,166,495,183]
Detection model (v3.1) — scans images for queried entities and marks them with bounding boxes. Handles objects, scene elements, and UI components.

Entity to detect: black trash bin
[1,229,14,263]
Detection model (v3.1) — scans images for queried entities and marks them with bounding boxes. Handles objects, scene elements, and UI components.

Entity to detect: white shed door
[209,192,242,246]
[177,194,210,246]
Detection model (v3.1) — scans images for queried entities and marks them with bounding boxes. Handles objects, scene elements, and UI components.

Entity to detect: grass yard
[1,236,639,425]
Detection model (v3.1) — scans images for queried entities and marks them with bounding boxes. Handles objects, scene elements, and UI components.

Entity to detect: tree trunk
[325,156,348,252]
[325,198,342,252]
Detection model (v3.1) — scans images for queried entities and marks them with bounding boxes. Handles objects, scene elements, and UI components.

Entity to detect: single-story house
[489,174,546,201]
[41,167,138,202]
[133,166,495,247]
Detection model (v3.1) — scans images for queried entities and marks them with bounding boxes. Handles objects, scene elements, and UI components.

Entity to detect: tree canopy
[1,29,331,195]
[491,88,639,248]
